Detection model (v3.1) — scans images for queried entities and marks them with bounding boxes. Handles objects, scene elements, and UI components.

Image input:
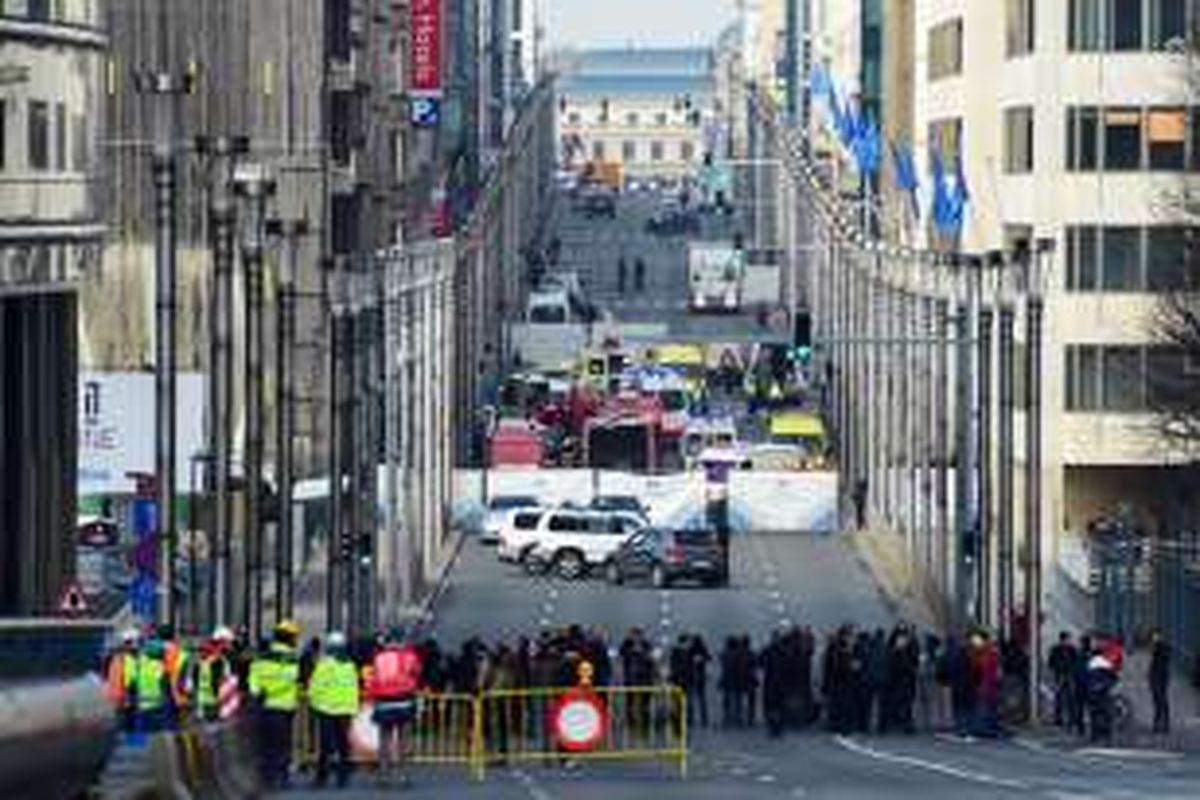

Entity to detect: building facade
[0,0,106,614]
[557,47,716,182]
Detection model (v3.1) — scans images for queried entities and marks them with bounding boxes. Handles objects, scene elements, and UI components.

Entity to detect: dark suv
[604,527,728,588]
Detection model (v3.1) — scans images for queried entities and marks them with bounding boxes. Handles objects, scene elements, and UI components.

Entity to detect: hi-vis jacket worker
[195,626,238,721]
[124,636,171,733]
[249,620,301,789]
[105,627,141,730]
[307,631,361,789]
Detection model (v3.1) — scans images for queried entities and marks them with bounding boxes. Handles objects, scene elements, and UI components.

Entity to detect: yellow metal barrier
[293,685,687,781]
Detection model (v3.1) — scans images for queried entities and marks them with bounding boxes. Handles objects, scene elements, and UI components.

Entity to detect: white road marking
[1072,747,1184,761]
[539,617,551,627]
[757,773,777,783]
[833,735,1031,790]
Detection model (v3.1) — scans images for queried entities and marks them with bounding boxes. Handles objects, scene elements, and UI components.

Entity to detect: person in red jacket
[368,626,424,785]
[968,629,1002,738]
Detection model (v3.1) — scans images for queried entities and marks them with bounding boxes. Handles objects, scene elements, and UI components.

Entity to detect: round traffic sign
[552,689,608,752]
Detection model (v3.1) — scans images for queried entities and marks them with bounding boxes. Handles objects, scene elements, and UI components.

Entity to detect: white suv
[496,508,548,562]
[526,509,645,580]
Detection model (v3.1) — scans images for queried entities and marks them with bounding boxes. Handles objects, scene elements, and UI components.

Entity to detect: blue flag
[931,149,970,235]
[852,111,881,175]
[891,140,920,219]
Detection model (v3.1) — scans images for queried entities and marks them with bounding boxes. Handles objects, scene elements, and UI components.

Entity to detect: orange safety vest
[164,641,192,707]
[105,652,133,705]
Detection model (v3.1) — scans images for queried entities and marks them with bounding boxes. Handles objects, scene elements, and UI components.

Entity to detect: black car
[604,527,728,588]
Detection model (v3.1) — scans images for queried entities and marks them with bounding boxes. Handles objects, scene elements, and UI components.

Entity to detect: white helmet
[211,625,235,643]
[326,631,347,649]
[120,627,141,646]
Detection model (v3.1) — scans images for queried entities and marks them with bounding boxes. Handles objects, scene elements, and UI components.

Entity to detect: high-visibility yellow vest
[127,654,166,711]
[249,643,300,712]
[308,656,361,717]
[197,654,229,710]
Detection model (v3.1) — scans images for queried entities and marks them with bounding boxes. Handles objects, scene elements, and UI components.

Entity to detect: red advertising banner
[409,0,442,96]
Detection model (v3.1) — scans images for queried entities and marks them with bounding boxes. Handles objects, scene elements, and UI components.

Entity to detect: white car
[481,494,540,544]
[496,508,548,562]
[524,509,645,580]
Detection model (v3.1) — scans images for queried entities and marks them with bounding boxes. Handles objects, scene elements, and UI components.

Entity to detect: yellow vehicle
[767,410,830,470]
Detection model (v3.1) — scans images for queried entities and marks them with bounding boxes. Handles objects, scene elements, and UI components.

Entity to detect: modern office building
[557,47,716,182]
[0,0,106,614]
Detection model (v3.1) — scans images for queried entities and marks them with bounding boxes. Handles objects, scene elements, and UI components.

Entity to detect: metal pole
[385,254,400,625]
[1025,252,1046,724]
[954,260,976,625]
[998,296,1016,640]
[275,225,301,622]
[243,232,265,640]
[211,172,236,627]
[398,262,414,610]
[327,271,343,631]
[977,295,994,629]
[154,148,178,628]
[921,293,936,588]
[904,289,919,555]
[935,294,951,612]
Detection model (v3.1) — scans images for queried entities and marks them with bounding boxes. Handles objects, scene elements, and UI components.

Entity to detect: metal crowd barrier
[294,684,688,781]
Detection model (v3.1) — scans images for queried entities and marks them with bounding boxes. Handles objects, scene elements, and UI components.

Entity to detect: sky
[545,0,736,49]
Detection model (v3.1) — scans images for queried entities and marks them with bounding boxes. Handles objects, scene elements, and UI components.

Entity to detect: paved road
[278,528,1200,799]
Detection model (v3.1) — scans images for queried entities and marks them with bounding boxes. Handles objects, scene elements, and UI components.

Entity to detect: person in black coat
[719,636,740,727]
[688,633,712,728]
[760,631,787,738]
[1071,636,1092,736]
[738,635,759,727]
[887,625,920,734]
[1047,631,1078,728]
[864,629,888,732]
[938,635,972,736]
[1148,630,1172,733]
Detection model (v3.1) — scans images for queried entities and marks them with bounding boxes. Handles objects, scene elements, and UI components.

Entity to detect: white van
[524,509,645,579]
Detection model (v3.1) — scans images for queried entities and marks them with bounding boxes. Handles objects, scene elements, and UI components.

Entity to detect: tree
[1148,279,1200,445]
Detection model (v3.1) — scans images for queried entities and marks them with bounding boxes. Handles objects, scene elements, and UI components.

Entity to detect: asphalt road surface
[278,529,1200,799]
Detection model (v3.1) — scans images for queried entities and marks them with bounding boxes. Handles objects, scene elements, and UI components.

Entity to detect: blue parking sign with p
[411,96,441,128]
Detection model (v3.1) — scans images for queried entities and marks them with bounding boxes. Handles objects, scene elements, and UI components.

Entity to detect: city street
[279,528,1200,799]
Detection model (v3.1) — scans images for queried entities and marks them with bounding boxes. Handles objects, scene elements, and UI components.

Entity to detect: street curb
[415,527,468,629]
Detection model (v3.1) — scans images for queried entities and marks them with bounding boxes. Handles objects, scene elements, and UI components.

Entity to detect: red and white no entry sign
[552,689,608,752]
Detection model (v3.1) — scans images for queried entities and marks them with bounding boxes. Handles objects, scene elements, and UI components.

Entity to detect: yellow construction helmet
[275,620,300,638]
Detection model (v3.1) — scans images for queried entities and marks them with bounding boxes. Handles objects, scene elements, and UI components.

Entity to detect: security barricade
[293,685,687,781]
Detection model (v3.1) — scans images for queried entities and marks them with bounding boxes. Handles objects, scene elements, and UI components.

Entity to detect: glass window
[1110,0,1144,50]
[567,112,580,124]
[929,117,963,170]
[548,514,584,533]
[1102,226,1143,290]
[1146,226,1189,289]
[1066,225,1100,290]
[1066,106,1099,170]
[1069,0,1104,50]
[54,102,65,170]
[1006,0,1036,56]
[1147,108,1185,169]
[1103,107,1142,170]
[1146,346,1188,408]
[928,17,964,80]
[71,113,86,172]
[1004,106,1034,173]
[622,140,636,162]
[656,112,668,126]
[1103,346,1144,411]
[626,112,639,127]
[650,141,664,161]
[0,100,6,171]
[1150,0,1187,48]
[680,141,694,161]
[27,100,48,171]
[1191,109,1200,170]
[1066,345,1101,411]
[592,140,605,160]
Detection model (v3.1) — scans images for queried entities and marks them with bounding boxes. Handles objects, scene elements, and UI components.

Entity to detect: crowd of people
[102,615,1184,791]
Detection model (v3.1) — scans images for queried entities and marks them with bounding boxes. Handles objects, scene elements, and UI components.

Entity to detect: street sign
[410,96,441,128]
[552,688,608,752]
[57,581,90,616]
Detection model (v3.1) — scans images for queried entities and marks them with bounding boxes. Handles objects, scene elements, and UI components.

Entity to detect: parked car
[604,527,728,588]
[581,188,617,219]
[588,494,649,524]
[481,495,540,544]
[523,509,645,579]
[496,508,548,562]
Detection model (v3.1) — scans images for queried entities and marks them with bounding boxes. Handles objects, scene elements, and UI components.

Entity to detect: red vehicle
[489,420,545,468]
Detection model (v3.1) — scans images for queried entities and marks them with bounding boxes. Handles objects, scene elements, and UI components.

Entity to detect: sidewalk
[849,525,942,632]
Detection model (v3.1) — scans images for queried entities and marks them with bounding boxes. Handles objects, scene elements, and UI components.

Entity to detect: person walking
[368,626,424,786]
[249,620,302,789]
[1148,630,1172,734]
[308,631,360,789]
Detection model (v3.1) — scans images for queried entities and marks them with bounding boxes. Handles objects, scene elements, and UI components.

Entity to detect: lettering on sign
[409,0,442,95]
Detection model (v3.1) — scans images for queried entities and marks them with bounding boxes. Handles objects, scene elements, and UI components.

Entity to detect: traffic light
[791,311,813,364]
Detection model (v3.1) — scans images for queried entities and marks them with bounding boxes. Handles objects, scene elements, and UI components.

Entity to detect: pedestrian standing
[308,631,360,789]
[1048,632,1078,728]
[617,257,627,294]
[938,635,972,736]
[106,628,141,732]
[760,631,787,738]
[620,628,654,736]
[249,620,302,789]
[1070,635,1091,736]
[719,636,739,727]
[968,630,1002,738]
[688,633,711,728]
[195,626,236,723]
[852,478,868,530]
[368,626,424,786]
[916,634,941,732]
[1086,643,1118,743]
[863,629,887,732]
[889,625,920,735]
[634,258,646,292]
[125,635,170,736]
[1148,630,1172,734]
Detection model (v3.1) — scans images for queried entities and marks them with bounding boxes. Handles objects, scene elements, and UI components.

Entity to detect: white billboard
[78,372,207,495]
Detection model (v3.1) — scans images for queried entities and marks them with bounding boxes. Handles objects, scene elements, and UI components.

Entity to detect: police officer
[309,631,360,789]
[125,635,170,734]
[249,620,301,788]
